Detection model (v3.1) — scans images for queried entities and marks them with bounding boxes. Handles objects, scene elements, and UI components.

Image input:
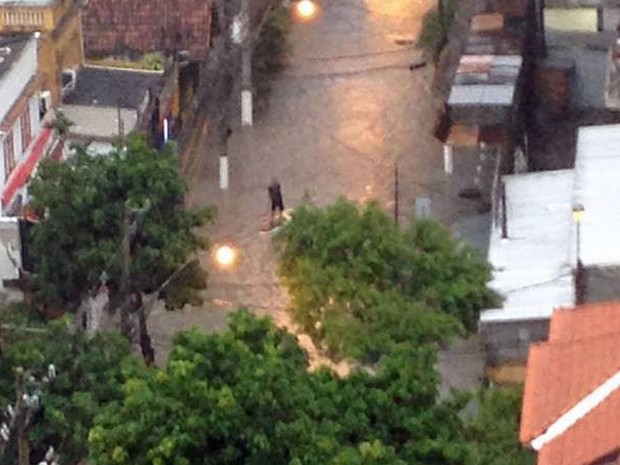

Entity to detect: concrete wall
[0,37,37,124]
[62,105,138,139]
[602,7,620,30]
[547,44,610,108]
[585,266,620,302]
[0,218,21,286]
[479,318,550,365]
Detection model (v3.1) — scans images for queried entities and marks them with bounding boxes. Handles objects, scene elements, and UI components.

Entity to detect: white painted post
[163,118,169,143]
[240,0,253,127]
[443,144,453,174]
[219,156,229,189]
[241,89,253,127]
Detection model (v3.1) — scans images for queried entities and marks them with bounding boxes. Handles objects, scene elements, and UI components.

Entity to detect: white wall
[0,134,5,183]
[0,36,37,125]
[29,96,41,141]
[11,118,22,162]
[0,218,21,284]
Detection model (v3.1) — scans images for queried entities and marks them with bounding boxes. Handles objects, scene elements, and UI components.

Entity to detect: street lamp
[213,244,239,270]
[294,0,318,21]
[572,203,585,304]
[572,203,585,263]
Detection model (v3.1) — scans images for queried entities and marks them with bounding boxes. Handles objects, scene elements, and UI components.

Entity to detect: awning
[2,127,53,207]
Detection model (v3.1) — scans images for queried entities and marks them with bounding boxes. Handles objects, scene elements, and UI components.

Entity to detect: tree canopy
[465,387,536,465]
[27,137,212,310]
[275,199,498,361]
[89,310,473,465]
[0,303,135,465]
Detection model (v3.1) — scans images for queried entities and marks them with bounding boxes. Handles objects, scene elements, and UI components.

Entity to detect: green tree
[0,304,135,465]
[416,0,459,62]
[275,199,498,361]
[252,5,291,108]
[49,111,74,142]
[27,136,212,311]
[89,311,472,465]
[465,387,536,465]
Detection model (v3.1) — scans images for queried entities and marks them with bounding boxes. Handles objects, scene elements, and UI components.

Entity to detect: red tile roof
[549,302,620,342]
[81,0,212,59]
[520,333,620,443]
[520,302,620,465]
[537,388,620,465]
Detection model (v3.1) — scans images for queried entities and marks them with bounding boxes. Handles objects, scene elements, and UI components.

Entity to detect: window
[3,131,15,181]
[20,109,31,153]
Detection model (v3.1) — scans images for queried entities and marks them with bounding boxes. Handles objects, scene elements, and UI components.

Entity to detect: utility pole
[116,99,124,138]
[120,208,131,338]
[240,0,253,126]
[15,368,29,465]
[394,163,399,226]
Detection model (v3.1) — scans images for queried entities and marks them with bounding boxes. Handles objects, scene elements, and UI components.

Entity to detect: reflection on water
[324,0,432,160]
[364,0,430,36]
[334,82,387,158]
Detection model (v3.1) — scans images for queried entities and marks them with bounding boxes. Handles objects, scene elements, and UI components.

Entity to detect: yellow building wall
[0,0,82,106]
[544,8,598,32]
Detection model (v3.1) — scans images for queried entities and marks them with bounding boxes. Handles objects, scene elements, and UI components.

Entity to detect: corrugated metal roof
[481,170,576,324]
[448,84,516,105]
[492,55,523,67]
[574,124,620,267]
[451,53,522,100]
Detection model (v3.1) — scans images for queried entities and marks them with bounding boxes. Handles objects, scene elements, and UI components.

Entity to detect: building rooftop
[545,0,620,8]
[549,301,620,341]
[443,9,527,128]
[81,0,212,59]
[573,124,620,268]
[0,35,30,82]
[520,302,620,465]
[62,66,163,109]
[0,0,56,6]
[481,170,575,323]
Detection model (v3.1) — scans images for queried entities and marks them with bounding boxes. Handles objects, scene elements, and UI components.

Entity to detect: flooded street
[149,0,481,364]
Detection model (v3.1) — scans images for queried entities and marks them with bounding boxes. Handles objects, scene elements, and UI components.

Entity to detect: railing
[2,10,44,28]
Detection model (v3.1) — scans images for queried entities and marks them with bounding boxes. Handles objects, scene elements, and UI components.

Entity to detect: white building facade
[0,34,54,216]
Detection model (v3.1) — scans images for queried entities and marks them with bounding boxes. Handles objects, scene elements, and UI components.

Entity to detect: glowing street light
[213,244,238,269]
[295,0,317,21]
[572,203,585,304]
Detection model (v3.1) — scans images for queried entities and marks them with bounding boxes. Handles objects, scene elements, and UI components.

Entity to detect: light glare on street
[295,0,317,20]
[214,244,237,268]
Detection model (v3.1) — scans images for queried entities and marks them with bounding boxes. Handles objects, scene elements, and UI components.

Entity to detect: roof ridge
[521,334,620,443]
[531,368,620,451]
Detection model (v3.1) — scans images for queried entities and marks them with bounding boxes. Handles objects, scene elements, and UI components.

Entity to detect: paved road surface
[149,0,487,382]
